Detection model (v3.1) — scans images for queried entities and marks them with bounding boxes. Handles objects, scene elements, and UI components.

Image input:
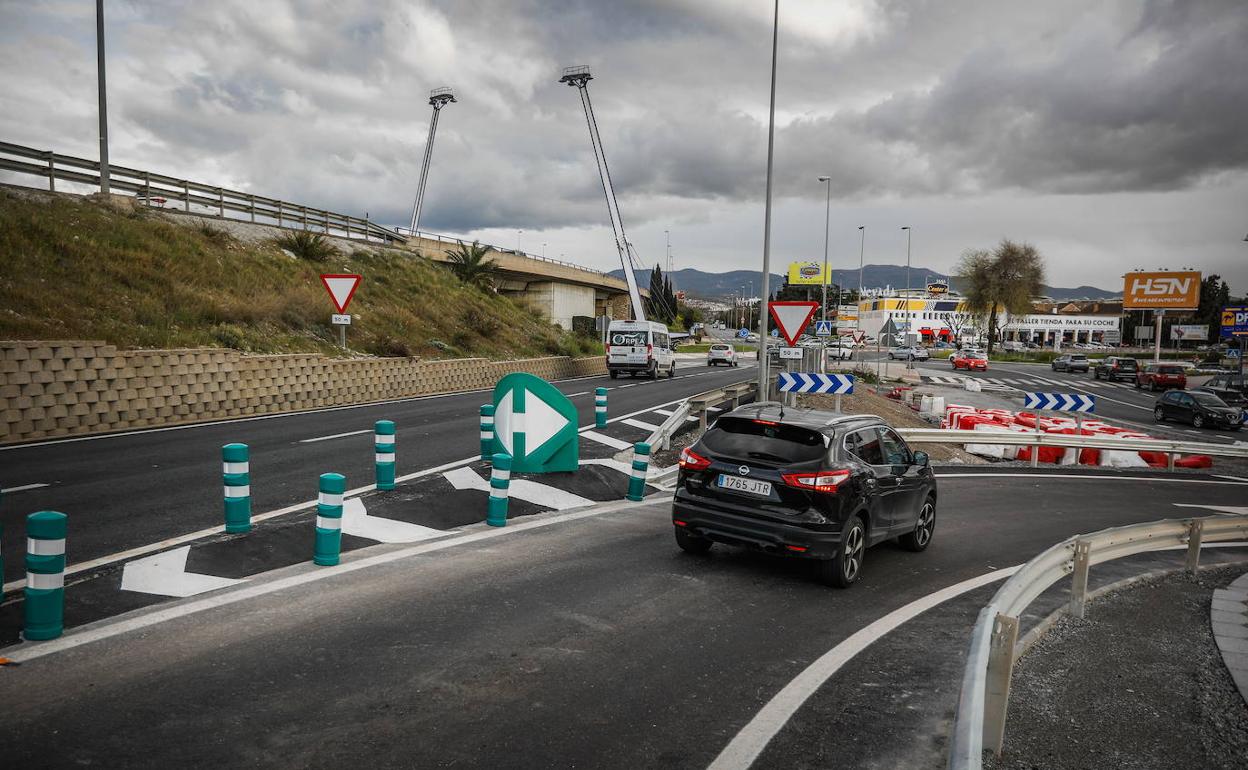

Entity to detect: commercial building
[856,295,1122,346]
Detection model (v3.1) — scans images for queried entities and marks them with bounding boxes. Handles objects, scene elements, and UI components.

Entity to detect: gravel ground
[986,566,1248,770]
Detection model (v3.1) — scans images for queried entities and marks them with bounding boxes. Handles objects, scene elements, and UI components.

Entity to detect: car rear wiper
[747,451,791,463]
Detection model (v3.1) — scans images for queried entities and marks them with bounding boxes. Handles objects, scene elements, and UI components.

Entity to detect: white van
[606,320,676,379]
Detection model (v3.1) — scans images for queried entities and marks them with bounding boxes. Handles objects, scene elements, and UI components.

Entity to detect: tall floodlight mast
[560,66,647,321]
[408,87,456,233]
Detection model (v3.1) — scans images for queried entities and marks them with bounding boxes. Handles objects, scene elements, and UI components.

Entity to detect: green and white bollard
[375,420,396,491]
[314,473,345,566]
[24,511,67,641]
[487,453,512,527]
[222,443,252,534]
[594,387,608,428]
[479,405,495,461]
[627,442,651,502]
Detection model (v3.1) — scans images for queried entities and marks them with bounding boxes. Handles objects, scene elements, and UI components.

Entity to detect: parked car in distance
[671,405,937,587]
[1195,373,1247,406]
[1154,389,1243,430]
[826,339,854,361]
[707,343,738,367]
[1135,363,1186,391]
[951,350,988,371]
[1052,353,1090,372]
[933,340,954,349]
[887,346,930,361]
[1094,356,1139,382]
[1001,340,1025,352]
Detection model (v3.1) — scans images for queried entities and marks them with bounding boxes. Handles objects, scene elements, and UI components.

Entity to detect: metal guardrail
[644,381,758,488]
[391,225,621,281]
[896,427,1248,470]
[948,513,1248,769]
[0,140,405,244]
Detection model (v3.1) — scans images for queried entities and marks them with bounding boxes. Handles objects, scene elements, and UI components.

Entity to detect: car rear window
[711,344,730,351]
[1157,366,1183,374]
[1070,354,1087,360]
[701,417,827,464]
[1116,358,1138,368]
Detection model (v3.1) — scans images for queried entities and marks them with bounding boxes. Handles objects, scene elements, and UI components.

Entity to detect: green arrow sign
[490,373,579,473]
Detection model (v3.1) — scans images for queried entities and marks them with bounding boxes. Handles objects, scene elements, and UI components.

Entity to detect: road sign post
[314,473,345,566]
[490,373,578,474]
[374,420,396,491]
[320,274,362,351]
[627,442,651,501]
[479,404,495,461]
[222,443,252,534]
[487,453,512,527]
[24,511,67,640]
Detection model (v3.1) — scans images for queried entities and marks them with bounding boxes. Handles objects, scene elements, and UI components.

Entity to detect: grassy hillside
[0,189,600,359]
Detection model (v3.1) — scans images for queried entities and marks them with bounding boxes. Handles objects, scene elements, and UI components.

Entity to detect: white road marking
[1214,475,1248,483]
[1173,503,1248,516]
[444,466,595,510]
[565,391,590,397]
[580,430,634,450]
[1,482,50,494]
[119,546,245,598]
[340,498,448,543]
[0,497,662,663]
[622,418,663,432]
[298,429,372,443]
[707,567,1020,770]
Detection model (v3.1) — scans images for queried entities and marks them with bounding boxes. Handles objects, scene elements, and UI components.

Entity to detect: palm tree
[445,241,499,290]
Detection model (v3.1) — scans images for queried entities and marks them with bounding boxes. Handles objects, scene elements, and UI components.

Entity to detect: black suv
[1154,389,1244,430]
[670,405,937,587]
[1094,356,1138,382]
[1197,374,1247,407]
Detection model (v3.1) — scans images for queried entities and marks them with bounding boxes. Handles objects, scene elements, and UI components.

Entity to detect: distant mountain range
[609,265,1118,302]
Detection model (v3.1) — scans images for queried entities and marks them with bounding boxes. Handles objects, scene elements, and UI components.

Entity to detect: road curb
[1212,571,1248,703]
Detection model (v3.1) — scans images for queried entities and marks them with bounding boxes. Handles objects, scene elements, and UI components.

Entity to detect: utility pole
[818,176,831,322]
[96,0,110,195]
[757,0,780,397]
[408,87,456,234]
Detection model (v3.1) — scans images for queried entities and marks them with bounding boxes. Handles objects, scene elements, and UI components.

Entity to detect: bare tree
[957,240,1046,354]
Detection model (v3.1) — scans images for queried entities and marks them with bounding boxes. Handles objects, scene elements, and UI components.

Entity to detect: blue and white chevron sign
[778,373,854,394]
[1023,392,1096,413]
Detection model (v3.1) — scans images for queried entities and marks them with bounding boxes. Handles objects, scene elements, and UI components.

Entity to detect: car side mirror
[912,451,930,467]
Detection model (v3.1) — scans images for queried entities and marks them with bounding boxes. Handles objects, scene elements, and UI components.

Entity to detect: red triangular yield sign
[320,274,362,313]
[769,301,819,347]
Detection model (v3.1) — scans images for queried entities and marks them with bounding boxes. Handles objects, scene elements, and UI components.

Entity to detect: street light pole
[756,0,780,398]
[96,0,110,195]
[818,176,831,323]
[902,226,912,368]
[857,225,865,303]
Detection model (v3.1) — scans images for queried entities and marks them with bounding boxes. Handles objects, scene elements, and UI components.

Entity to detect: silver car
[707,343,738,367]
[888,346,930,361]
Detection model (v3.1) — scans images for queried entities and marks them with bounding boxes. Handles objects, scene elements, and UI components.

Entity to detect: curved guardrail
[948,513,1248,769]
[896,427,1248,470]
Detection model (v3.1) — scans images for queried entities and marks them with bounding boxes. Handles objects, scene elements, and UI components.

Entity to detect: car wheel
[1154,407,1165,421]
[900,498,936,552]
[668,363,676,379]
[674,526,712,555]
[1051,364,1058,371]
[1193,414,1204,429]
[816,516,866,588]
[648,364,658,380]
[1134,380,1141,389]
[609,370,619,380]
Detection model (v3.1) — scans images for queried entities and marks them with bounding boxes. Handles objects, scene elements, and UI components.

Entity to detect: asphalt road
[0,362,759,585]
[2,471,1245,768]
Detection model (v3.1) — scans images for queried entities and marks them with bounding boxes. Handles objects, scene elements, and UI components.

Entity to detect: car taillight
[781,469,851,493]
[647,344,653,357]
[679,447,712,471]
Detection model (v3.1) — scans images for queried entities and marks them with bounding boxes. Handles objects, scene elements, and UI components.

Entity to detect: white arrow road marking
[1173,503,1248,517]
[340,498,448,543]
[120,546,244,598]
[443,467,594,510]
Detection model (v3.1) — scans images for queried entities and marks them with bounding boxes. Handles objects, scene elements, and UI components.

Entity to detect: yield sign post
[769,301,819,347]
[320,274,361,349]
[490,373,579,473]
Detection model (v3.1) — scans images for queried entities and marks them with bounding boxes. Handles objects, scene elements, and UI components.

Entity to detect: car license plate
[718,474,772,497]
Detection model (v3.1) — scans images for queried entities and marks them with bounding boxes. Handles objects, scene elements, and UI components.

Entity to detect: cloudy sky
[2,0,1246,292]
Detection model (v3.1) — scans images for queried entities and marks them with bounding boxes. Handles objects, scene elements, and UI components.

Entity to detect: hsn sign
[1123,271,1201,310]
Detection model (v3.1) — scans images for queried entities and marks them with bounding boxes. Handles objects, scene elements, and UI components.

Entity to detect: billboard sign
[1123,270,1201,310]
[1222,307,1248,338]
[926,280,949,295]
[787,261,826,286]
[1169,324,1208,341]
[1133,326,1153,341]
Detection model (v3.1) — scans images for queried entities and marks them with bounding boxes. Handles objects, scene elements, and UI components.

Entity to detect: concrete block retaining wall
[0,340,605,444]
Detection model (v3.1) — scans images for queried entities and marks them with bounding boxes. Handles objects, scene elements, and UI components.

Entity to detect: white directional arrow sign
[120,546,244,598]
[340,498,447,543]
